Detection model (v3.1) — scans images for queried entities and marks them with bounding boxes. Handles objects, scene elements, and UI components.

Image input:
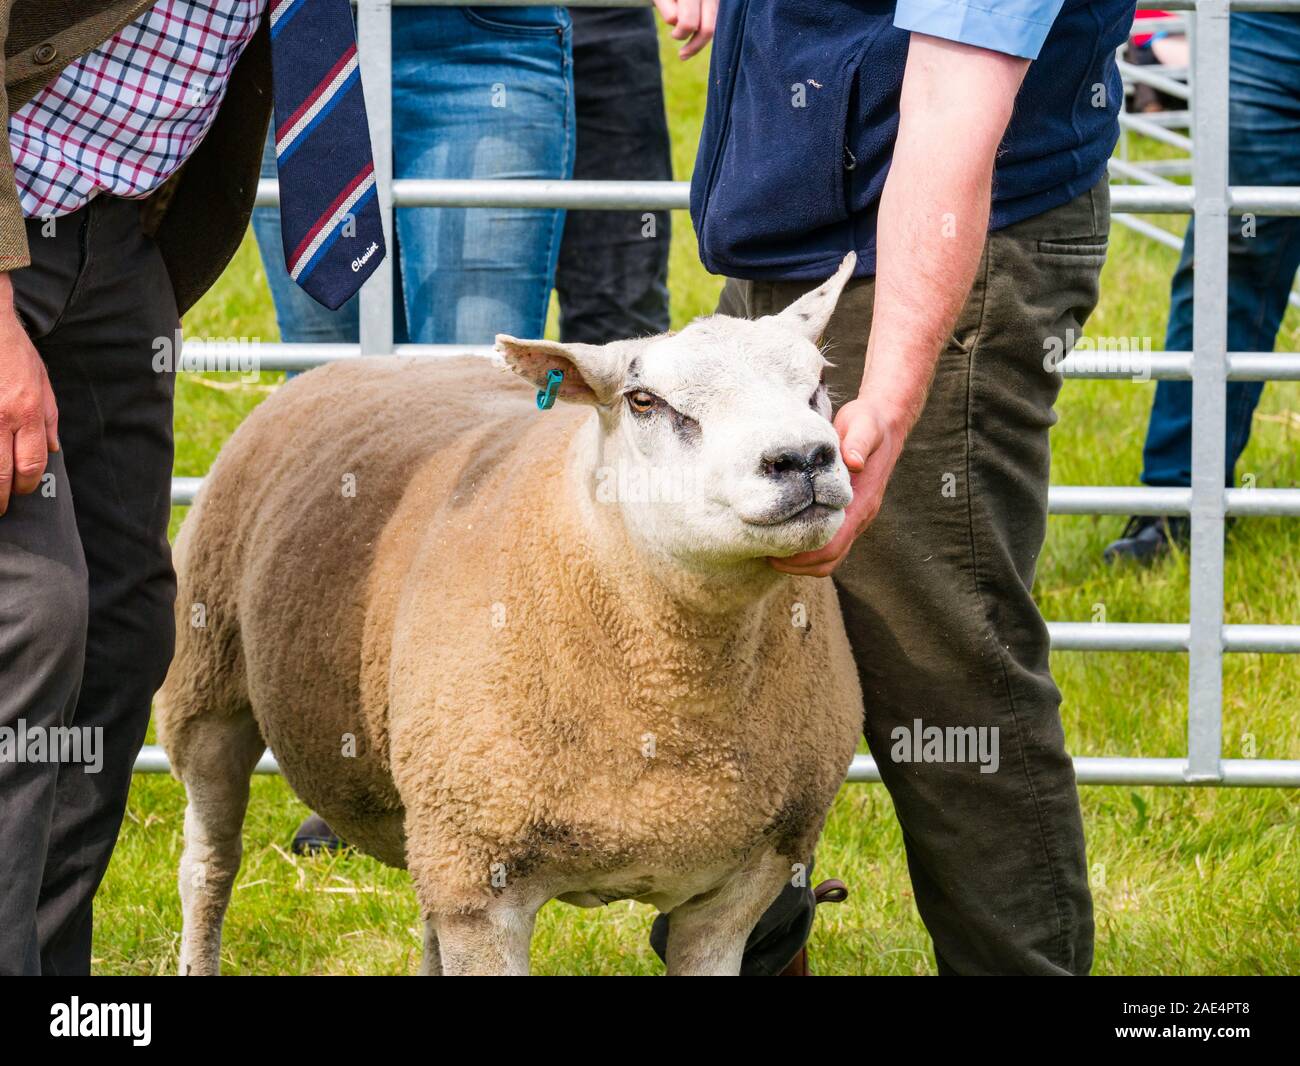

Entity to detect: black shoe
[1103,515,1190,565]
[777,879,850,977]
[291,812,346,855]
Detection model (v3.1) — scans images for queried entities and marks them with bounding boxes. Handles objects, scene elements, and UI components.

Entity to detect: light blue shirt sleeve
[893,0,1067,60]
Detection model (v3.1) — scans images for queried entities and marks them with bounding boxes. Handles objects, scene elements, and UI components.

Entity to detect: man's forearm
[860,34,1029,432]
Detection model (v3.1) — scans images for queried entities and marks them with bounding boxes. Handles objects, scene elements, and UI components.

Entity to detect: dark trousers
[0,197,177,975]
[556,5,672,343]
[654,183,1109,975]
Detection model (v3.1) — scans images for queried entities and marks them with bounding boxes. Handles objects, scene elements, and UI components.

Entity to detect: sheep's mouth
[742,498,842,527]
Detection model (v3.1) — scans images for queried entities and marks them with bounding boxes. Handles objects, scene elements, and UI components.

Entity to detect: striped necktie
[268,0,387,310]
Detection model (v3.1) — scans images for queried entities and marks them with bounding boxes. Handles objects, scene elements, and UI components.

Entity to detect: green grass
[94,32,1299,975]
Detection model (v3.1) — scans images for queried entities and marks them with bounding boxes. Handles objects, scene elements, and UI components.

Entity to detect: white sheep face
[498,254,858,569]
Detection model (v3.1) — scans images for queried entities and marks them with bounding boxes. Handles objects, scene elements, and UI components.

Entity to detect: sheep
[156,253,865,976]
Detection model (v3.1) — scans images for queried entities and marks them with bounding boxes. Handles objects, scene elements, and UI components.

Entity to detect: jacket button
[34,43,58,64]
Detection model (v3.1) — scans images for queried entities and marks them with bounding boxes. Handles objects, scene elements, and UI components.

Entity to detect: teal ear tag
[537,368,564,410]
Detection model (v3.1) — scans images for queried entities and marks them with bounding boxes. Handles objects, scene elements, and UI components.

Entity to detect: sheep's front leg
[431,904,537,976]
[418,920,441,976]
[664,849,795,976]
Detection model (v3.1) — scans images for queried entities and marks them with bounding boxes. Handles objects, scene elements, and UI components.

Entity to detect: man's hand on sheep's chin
[768,397,905,578]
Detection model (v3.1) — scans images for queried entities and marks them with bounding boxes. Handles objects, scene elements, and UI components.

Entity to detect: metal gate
[137,0,1300,787]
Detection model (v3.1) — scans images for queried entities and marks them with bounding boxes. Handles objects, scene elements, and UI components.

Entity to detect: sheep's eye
[627,390,659,414]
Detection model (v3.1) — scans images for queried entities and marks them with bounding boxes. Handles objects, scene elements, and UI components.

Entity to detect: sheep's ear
[761,252,857,345]
[495,335,627,407]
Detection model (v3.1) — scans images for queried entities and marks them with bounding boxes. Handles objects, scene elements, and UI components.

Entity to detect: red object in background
[1133,9,1173,48]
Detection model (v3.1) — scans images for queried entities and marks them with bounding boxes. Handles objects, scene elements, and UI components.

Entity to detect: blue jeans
[1142,14,1300,488]
[252,6,574,346]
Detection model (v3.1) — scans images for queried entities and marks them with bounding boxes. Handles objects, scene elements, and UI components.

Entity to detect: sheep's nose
[760,442,837,479]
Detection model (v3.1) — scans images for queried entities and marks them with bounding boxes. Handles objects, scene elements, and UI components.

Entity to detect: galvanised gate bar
[136,0,1300,788]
